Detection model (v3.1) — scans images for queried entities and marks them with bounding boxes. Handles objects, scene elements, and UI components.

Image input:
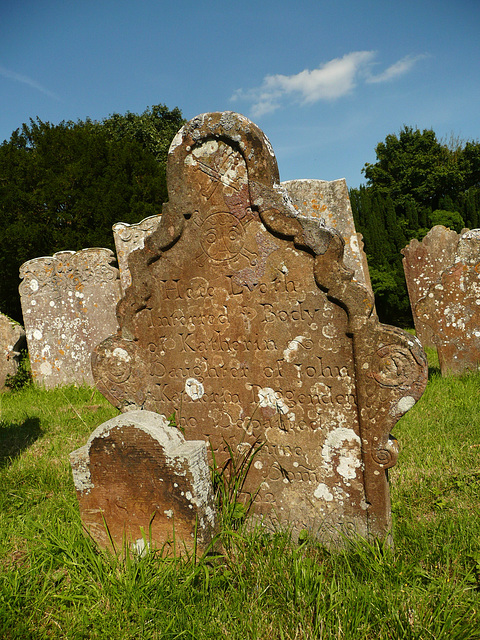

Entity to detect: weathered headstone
[401,226,463,349]
[92,112,427,544]
[283,179,372,293]
[0,314,26,390]
[113,215,162,293]
[70,410,216,554]
[19,248,121,387]
[416,229,480,375]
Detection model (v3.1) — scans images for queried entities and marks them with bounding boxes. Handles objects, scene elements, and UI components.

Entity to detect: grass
[0,358,479,639]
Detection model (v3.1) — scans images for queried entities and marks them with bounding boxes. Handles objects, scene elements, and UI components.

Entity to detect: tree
[351,126,480,326]
[0,105,185,322]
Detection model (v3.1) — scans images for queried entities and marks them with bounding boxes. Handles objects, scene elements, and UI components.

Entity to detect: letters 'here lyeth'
[92,112,428,544]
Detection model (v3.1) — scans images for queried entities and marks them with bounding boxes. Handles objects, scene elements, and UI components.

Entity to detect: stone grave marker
[416,229,480,375]
[92,112,428,544]
[19,248,121,388]
[70,410,216,554]
[282,179,372,294]
[113,214,162,293]
[0,313,26,390]
[401,226,464,349]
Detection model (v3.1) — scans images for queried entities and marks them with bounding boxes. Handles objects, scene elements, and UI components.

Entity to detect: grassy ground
[0,355,479,639]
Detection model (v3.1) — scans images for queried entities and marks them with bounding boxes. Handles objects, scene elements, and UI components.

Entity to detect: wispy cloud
[0,64,60,101]
[232,51,426,117]
[366,54,428,84]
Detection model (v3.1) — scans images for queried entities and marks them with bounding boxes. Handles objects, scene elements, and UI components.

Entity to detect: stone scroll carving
[19,248,121,388]
[92,112,427,544]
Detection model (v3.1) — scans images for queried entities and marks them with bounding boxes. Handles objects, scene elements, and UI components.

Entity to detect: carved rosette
[92,111,428,541]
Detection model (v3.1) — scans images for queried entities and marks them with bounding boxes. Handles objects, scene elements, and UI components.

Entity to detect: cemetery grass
[0,365,479,640]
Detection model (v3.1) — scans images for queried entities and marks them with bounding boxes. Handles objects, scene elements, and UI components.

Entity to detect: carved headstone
[92,112,427,544]
[283,179,372,293]
[416,229,480,375]
[401,226,463,349]
[113,215,162,293]
[0,314,26,390]
[70,410,216,554]
[19,248,121,388]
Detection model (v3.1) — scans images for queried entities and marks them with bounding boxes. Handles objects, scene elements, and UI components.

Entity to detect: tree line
[0,105,185,321]
[0,110,478,328]
[350,126,480,325]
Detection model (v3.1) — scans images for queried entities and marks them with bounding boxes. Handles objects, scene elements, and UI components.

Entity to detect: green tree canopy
[351,127,480,326]
[0,105,185,322]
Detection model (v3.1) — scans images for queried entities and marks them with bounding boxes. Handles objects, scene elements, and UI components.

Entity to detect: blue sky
[1,0,479,188]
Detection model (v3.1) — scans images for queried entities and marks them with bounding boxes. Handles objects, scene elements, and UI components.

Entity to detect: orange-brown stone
[92,112,428,544]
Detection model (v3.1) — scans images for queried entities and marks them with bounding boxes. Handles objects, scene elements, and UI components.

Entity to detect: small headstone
[416,229,480,375]
[113,215,162,293]
[92,112,427,544]
[19,248,121,388]
[70,410,216,554]
[401,226,463,349]
[0,313,26,390]
[283,179,372,293]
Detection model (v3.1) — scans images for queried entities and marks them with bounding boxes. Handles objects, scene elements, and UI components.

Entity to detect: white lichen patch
[396,395,416,414]
[112,347,131,362]
[185,378,205,400]
[258,387,289,414]
[283,335,307,362]
[322,427,362,481]
[314,483,333,501]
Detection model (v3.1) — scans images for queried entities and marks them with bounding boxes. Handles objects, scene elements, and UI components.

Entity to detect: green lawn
[1,361,479,639]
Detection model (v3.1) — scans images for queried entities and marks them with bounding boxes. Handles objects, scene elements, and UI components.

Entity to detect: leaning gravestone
[416,229,480,375]
[282,179,372,294]
[70,410,216,554]
[92,112,427,544]
[113,215,162,293]
[19,248,121,388]
[0,313,26,390]
[401,226,464,349]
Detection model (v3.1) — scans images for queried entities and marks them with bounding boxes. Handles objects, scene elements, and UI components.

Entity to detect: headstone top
[19,248,121,387]
[401,225,463,349]
[92,111,427,543]
[282,178,372,292]
[417,228,480,375]
[70,410,216,554]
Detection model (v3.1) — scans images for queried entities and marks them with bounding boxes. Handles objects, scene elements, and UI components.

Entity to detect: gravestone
[283,179,372,293]
[416,229,480,375]
[113,215,162,293]
[70,410,216,554]
[92,112,427,544]
[0,314,26,390]
[401,226,463,349]
[19,248,121,388]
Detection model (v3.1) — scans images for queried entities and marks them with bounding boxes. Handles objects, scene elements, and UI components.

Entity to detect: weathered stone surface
[70,410,216,554]
[0,314,26,390]
[283,179,372,293]
[19,248,121,387]
[113,215,162,293]
[401,226,462,349]
[417,229,480,375]
[92,112,428,544]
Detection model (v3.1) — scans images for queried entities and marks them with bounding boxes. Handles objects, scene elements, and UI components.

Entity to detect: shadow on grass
[0,417,42,468]
[428,365,441,379]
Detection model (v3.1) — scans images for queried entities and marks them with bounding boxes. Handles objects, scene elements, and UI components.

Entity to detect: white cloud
[232,51,426,117]
[366,54,428,84]
[0,65,60,101]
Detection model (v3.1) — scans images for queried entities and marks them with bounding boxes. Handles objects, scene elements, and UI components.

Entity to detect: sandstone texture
[92,112,428,543]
